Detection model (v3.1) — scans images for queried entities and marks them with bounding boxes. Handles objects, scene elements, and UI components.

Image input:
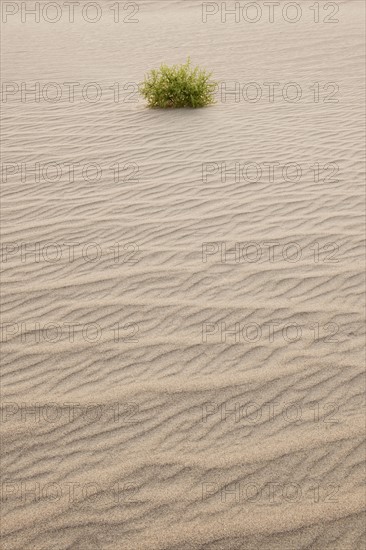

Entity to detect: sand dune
[1,1,365,548]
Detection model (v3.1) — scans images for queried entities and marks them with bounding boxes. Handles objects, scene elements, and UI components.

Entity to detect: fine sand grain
[1,1,365,549]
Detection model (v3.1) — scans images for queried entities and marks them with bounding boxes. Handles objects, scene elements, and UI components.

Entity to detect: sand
[1,0,365,548]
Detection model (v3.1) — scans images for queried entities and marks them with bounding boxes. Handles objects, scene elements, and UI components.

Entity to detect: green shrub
[140,58,216,109]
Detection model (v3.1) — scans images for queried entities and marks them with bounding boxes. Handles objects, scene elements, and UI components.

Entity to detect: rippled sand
[1,1,365,548]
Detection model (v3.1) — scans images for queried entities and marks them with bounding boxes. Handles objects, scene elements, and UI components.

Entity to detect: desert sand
[1,0,365,548]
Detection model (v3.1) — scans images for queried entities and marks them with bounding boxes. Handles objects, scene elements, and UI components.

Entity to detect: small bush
[140,58,216,109]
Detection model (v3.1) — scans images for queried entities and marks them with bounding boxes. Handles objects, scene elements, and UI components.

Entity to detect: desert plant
[140,58,216,108]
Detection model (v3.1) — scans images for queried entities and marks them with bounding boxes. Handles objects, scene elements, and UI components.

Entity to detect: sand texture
[1,1,365,548]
